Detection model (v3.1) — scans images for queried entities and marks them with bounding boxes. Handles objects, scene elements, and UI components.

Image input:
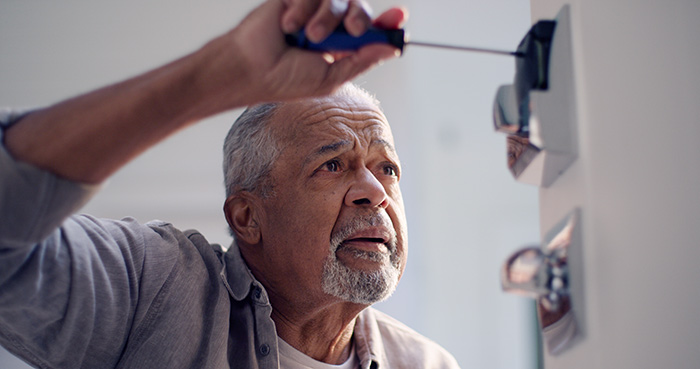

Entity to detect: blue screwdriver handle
[285,25,406,53]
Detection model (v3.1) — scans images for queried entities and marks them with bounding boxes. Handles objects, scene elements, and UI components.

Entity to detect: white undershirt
[278,337,359,369]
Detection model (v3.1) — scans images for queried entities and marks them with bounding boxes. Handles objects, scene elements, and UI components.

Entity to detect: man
[220,84,458,367]
[0,0,459,367]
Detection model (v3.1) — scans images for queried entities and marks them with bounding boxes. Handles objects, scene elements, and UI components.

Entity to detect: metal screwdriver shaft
[406,40,522,57]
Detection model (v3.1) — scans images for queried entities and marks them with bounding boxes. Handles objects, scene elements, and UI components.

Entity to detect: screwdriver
[285,25,523,57]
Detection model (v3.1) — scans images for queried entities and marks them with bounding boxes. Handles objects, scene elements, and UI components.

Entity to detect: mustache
[330,212,398,253]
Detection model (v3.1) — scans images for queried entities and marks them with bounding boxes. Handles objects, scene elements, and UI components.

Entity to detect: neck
[238,243,368,364]
[271,298,365,364]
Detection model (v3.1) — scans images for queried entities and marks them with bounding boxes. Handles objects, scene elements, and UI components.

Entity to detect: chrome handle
[501,246,568,312]
[501,207,580,355]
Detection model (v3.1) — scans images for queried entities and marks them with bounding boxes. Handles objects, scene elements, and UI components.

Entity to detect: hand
[4,0,407,184]
[281,0,375,41]
[200,0,408,106]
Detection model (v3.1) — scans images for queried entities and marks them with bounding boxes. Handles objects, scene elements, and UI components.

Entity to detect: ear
[224,194,262,245]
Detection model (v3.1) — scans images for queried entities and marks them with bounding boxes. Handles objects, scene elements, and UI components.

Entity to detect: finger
[343,0,372,36]
[280,0,322,33]
[372,6,409,30]
[319,44,400,93]
[305,0,348,42]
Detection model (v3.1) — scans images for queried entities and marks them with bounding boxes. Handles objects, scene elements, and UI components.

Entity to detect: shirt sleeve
[0,109,180,368]
[0,108,99,246]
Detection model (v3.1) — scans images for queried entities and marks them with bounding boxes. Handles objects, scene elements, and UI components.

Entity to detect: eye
[322,159,341,172]
[382,164,399,177]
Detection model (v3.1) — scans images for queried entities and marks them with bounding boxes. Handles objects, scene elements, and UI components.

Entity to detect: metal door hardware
[501,207,581,354]
[493,5,578,187]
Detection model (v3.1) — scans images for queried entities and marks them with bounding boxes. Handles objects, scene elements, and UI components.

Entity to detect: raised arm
[0,3,407,367]
[3,0,406,184]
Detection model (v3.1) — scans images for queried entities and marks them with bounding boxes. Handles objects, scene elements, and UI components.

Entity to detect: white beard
[321,213,401,304]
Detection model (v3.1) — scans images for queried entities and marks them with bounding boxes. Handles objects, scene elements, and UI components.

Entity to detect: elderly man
[222,84,460,367]
[0,0,459,368]
[220,84,457,367]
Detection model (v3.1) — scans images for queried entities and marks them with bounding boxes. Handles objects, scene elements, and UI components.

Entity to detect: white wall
[0,1,539,368]
[529,1,700,368]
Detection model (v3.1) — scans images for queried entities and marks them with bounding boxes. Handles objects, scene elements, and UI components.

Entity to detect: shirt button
[255,288,262,299]
[259,343,270,356]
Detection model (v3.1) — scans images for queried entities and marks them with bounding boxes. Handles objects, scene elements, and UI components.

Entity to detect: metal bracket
[492,5,577,187]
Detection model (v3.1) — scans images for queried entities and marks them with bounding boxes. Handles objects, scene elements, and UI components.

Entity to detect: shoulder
[356,308,461,368]
[63,215,223,275]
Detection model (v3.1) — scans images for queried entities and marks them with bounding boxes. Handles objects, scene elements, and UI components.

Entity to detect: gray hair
[222,103,281,199]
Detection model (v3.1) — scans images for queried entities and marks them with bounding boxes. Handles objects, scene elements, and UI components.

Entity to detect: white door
[528,1,700,368]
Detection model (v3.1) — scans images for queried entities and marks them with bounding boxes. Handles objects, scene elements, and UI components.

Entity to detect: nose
[345,167,389,209]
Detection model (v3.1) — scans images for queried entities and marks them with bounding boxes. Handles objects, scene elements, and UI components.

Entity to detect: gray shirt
[0,109,460,369]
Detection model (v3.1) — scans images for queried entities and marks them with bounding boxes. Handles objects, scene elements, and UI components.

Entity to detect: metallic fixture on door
[502,208,582,355]
[492,5,578,187]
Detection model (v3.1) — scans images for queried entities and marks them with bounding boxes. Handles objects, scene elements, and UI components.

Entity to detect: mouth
[336,227,394,255]
[340,237,390,254]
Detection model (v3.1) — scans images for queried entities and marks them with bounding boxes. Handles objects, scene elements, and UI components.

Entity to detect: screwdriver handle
[285,25,406,53]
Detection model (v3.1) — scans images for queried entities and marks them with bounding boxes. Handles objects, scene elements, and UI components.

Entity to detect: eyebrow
[302,138,398,167]
[303,140,352,167]
[371,138,397,156]
[318,140,351,156]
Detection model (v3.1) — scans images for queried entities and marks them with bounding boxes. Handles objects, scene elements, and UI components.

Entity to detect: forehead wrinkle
[297,96,386,124]
[299,122,396,167]
[277,107,386,146]
[274,97,394,170]
[304,110,387,129]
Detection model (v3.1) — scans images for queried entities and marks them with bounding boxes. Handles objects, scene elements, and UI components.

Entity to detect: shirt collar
[222,243,382,368]
[222,242,257,301]
[353,308,384,369]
